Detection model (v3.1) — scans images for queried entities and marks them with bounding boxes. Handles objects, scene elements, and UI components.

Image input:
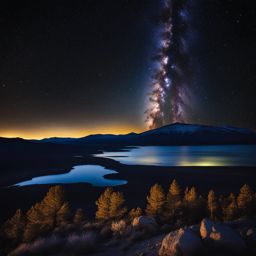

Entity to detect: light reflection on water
[95,145,256,166]
[15,165,127,187]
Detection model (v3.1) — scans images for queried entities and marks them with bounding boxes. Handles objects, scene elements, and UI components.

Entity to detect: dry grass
[8,231,98,256]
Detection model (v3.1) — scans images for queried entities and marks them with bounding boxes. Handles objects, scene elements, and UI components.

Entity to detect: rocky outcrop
[132,216,158,233]
[200,218,247,254]
[159,228,204,256]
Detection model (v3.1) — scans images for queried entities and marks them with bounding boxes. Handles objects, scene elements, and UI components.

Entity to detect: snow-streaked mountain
[34,123,256,146]
[140,123,254,136]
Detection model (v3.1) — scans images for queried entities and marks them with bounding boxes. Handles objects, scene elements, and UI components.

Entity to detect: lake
[13,145,256,187]
[94,145,256,166]
[14,165,127,187]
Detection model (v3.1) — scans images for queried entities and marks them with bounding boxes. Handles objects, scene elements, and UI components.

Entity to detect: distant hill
[35,123,256,146]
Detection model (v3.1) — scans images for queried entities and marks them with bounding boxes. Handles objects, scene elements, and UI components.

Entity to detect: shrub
[128,207,143,221]
[9,235,65,256]
[111,220,126,236]
[65,232,98,253]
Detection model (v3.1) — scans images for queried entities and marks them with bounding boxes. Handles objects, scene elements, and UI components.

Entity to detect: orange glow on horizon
[0,125,144,140]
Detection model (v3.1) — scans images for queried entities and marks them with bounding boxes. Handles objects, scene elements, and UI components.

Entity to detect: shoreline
[1,152,256,223]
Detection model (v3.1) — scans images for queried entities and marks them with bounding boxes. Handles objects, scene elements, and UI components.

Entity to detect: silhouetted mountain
[38,137,77,144]
[135,123,256,145]
[34,123,256,146]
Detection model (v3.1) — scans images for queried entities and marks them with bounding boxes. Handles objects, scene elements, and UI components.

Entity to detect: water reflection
[15,165,127,187]
[95,145,256,166]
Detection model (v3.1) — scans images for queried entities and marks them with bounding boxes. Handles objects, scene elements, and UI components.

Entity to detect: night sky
[0,0,256,139]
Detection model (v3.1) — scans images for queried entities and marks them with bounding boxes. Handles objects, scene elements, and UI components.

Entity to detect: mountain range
[34,123,256,146]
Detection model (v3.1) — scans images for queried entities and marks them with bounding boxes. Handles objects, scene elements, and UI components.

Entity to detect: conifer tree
[2,209,25,242]
[73,208,85,225]
[237,184,254,217]
[165,179,182,220]
[128,207,143,221]
[40,186,69,228]
[109,191,127,219]
[23,186,69,242]
[186,187,197,202]
[23,203,45,242]
[146,184,166,218]
[183,186,199,224]
[95,188,113,220]
[223,193,238,221]
[207,190,218,220]
[56,202,70,226]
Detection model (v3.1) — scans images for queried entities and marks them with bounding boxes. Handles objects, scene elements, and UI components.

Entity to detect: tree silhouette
[165,179,182,221]
[146,184,166,218]
[23,186,69,242]
[109,191,127,219]
[95,188,113,220]
[207,190,218,220]
[237,184,254,217]
[128,207,143,221]
[1,209,25,242]
[73,208,85,225]
[222,193,238,221]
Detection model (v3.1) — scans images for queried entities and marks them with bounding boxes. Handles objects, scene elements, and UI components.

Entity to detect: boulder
[159,228,204,256]
[132,216,158,233]
[245,228,256,251]
[200,218,247,254]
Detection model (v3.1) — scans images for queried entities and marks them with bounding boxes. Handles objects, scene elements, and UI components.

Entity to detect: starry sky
[0,0,255,139]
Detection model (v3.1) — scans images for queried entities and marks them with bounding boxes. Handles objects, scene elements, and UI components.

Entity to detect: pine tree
[56,202,69,226]
[128,207,143,221]
[223,193,238,221]
[109,191,127,219]
[207,190,218,220]
[165,180,182,221]
[23,186,69,242]
[183,186,199,224]
[73,208,85,225]
[95,188,113,220]
[2,209,25,242]
[23,203,46,242]
[40,186,69,228]
[237,184,254,217]
[186,187,197,202]
[146,184,166,218]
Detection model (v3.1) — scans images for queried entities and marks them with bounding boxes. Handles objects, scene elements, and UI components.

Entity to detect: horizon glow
[0,124,143,140]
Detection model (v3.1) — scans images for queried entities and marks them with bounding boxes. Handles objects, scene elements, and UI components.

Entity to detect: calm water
[15,165,127,187]
[94,145,256,166]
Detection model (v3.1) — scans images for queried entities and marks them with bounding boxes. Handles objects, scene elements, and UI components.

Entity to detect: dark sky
[0,0,255,138]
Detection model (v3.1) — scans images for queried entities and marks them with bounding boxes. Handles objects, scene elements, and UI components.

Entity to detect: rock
[245,228,256,251]
[200,218,247,255]
[132,216,158,233]
[159,228,204,256]
[246,228,255,237]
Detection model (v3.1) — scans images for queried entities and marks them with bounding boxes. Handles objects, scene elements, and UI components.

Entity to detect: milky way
[146,0,192,129]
